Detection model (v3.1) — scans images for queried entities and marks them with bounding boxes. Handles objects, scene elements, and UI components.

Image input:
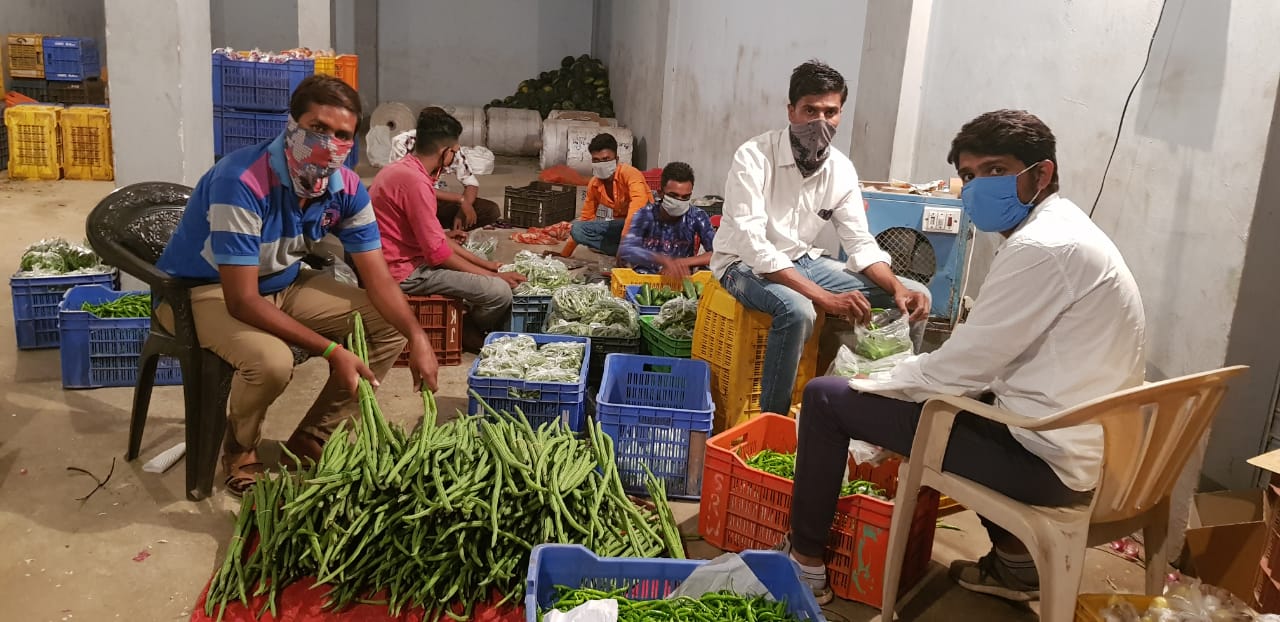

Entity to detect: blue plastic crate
[43,37,101,81]
[11,270,118,349]
[212,55,314,112]
[506,294,552,333]
[624,285,664,315]
[58,285,183,389]
[596,354,714,499]
[524,545,825,621]
[213,108,288,157]
[467,332,589,431]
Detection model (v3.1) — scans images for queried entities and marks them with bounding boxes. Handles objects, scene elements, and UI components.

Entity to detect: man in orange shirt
[566,133,652,256]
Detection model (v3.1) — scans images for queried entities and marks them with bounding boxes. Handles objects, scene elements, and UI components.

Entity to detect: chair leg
[180,348,208,500]
[1143,499,1171,595]
[188,351,231,501]
[1033,524,1089,622]
[879,462,923,620]
[125,340,163,461]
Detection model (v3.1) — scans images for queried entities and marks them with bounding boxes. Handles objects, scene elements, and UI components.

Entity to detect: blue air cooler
[862,191,971,322]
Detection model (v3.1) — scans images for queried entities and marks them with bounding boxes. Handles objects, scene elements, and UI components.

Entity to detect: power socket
[922,207,962,234]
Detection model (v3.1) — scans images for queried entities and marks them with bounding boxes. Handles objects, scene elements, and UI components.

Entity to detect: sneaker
[949,554,1040,602]
[773,535,834,605]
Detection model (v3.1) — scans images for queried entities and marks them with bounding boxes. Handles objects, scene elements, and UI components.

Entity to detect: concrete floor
[0,161,1144,621]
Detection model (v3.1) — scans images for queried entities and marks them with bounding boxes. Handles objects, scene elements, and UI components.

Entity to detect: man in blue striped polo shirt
[156,75,439,496]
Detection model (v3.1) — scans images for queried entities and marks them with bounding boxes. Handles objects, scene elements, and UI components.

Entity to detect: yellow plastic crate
[6,104,62,180]
[313,55,337,77]
[692,280,821,431]
[7,34,44,79]
[609,268,715,298]
[61,105,113,181]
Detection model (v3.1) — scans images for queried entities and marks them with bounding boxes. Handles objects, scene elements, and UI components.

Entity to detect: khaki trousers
[159,271,406,452]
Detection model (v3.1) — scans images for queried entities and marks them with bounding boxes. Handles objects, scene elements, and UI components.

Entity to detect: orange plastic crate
[394,295,464,367]
[335,54,358,90]
[691,280,820,431]
[698,414,940,607]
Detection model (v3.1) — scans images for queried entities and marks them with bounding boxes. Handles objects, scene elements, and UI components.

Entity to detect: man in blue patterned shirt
[617,162,715,279]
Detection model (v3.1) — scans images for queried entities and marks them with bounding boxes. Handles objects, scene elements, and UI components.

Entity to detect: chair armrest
[921,395,1048,429]
[909,395,1063,474]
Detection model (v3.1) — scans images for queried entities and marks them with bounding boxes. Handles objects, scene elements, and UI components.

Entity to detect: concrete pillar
[887,0,933,181]
[105,0,213,187]
[298,0,332,50]
[849,0,915,181]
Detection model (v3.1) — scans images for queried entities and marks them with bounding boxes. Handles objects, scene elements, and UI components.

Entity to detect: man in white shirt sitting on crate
[711,59,932,419]
[779,109,1146,605]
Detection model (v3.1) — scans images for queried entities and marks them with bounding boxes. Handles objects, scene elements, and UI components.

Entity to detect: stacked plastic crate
[6,35,108,106]
[211,50,312,159]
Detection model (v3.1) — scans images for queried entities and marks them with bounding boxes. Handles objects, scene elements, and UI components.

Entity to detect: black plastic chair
[86,182,313,501]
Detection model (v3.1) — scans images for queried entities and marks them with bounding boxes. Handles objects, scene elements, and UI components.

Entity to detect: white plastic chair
[878,365,1249,621]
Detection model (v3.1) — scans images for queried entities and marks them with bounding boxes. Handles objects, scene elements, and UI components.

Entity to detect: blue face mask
[960,162,1044,232]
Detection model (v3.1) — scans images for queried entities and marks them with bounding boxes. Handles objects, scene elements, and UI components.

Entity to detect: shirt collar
[267,133,346,195]
[776,128,798,168]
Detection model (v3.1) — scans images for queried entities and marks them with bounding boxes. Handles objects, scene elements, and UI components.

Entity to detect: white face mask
[661,195,691,217]
[591,159,618,180]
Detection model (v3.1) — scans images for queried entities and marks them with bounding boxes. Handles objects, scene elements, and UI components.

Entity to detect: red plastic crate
[394,295,463,367]
[698,414,939,607]
[642,167,662,192]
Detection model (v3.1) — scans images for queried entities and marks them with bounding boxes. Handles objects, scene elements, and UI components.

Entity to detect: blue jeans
[721,256,930,414]
[571,219,625,256]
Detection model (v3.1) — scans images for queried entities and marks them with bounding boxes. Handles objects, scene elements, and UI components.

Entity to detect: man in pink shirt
[370,108,524,347]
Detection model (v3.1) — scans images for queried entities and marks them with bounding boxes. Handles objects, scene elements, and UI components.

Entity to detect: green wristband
[322,342,340,359]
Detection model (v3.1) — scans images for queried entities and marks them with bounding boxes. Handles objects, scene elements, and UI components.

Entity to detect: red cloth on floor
[190,577,524,622]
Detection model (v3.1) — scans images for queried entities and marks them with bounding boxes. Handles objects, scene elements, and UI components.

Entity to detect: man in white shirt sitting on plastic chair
[777,109,1147,605]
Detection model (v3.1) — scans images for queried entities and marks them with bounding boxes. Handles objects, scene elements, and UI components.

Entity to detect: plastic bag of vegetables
[545,283,640,339]
[16,237,107,276]
[499,249,574,295]
[464,231,499,261]
[651,297,698,340]
[854,309,912,360]
[474,335,585,383]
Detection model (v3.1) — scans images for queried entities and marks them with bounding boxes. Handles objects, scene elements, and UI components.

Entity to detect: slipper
[223,461,265,498]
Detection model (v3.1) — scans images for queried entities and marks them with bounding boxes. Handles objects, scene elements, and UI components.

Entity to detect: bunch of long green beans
[745,449,888,499]
[546,587,805,622]
[204,313,684,621]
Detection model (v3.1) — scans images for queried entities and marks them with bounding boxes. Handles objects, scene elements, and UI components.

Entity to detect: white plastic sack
[462,146,495,175]
[365,125,395,168]
[667,553,773,600]
[543,599,618,622]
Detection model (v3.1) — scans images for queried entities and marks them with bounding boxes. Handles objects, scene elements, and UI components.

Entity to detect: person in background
[563,133,652,257]
[389,115,502,231]
[154,74,440,497]
[712,59,931,420]
[779,110,1146,605]
[370,108,526,350]
[617,161,715,278]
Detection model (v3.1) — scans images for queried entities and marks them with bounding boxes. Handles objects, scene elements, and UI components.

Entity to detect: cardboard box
[1178,489,1266,605]
[1248,450,1280,613]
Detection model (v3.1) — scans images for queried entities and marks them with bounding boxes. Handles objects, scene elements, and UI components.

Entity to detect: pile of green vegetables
[473,334,585,384]
[17,237,107,276]
[204,314,683,620]
[544,587,805,622]
[745,449,887,499]
[81,293,151,318]
[545,283,640,339]
[651,297,698,341]
[632,279,702,307]
[499,250,575,296]
[488,55,614,119]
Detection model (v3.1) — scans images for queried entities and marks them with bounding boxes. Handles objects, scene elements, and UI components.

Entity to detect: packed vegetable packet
[16,237,109,277]
[474,335,584,382]
[499,249,574,295]
[855,308,913,360]
[1097,574,1261,622]
[464,231,498,261]
[652,297,697,340]
[545,283,640,339]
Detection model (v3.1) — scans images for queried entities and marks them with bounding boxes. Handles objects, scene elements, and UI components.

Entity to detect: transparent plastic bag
[464,230,499,261]
[854,308,913,361]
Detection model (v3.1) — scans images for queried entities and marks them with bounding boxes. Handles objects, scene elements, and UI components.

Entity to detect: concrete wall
[595,0,669,168]
[376,0,594,112]
[0,0,107,87]
[654,0,868,195]
[209,0,298,50]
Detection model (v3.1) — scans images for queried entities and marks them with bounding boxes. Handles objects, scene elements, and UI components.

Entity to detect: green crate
[640,315,692,358]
